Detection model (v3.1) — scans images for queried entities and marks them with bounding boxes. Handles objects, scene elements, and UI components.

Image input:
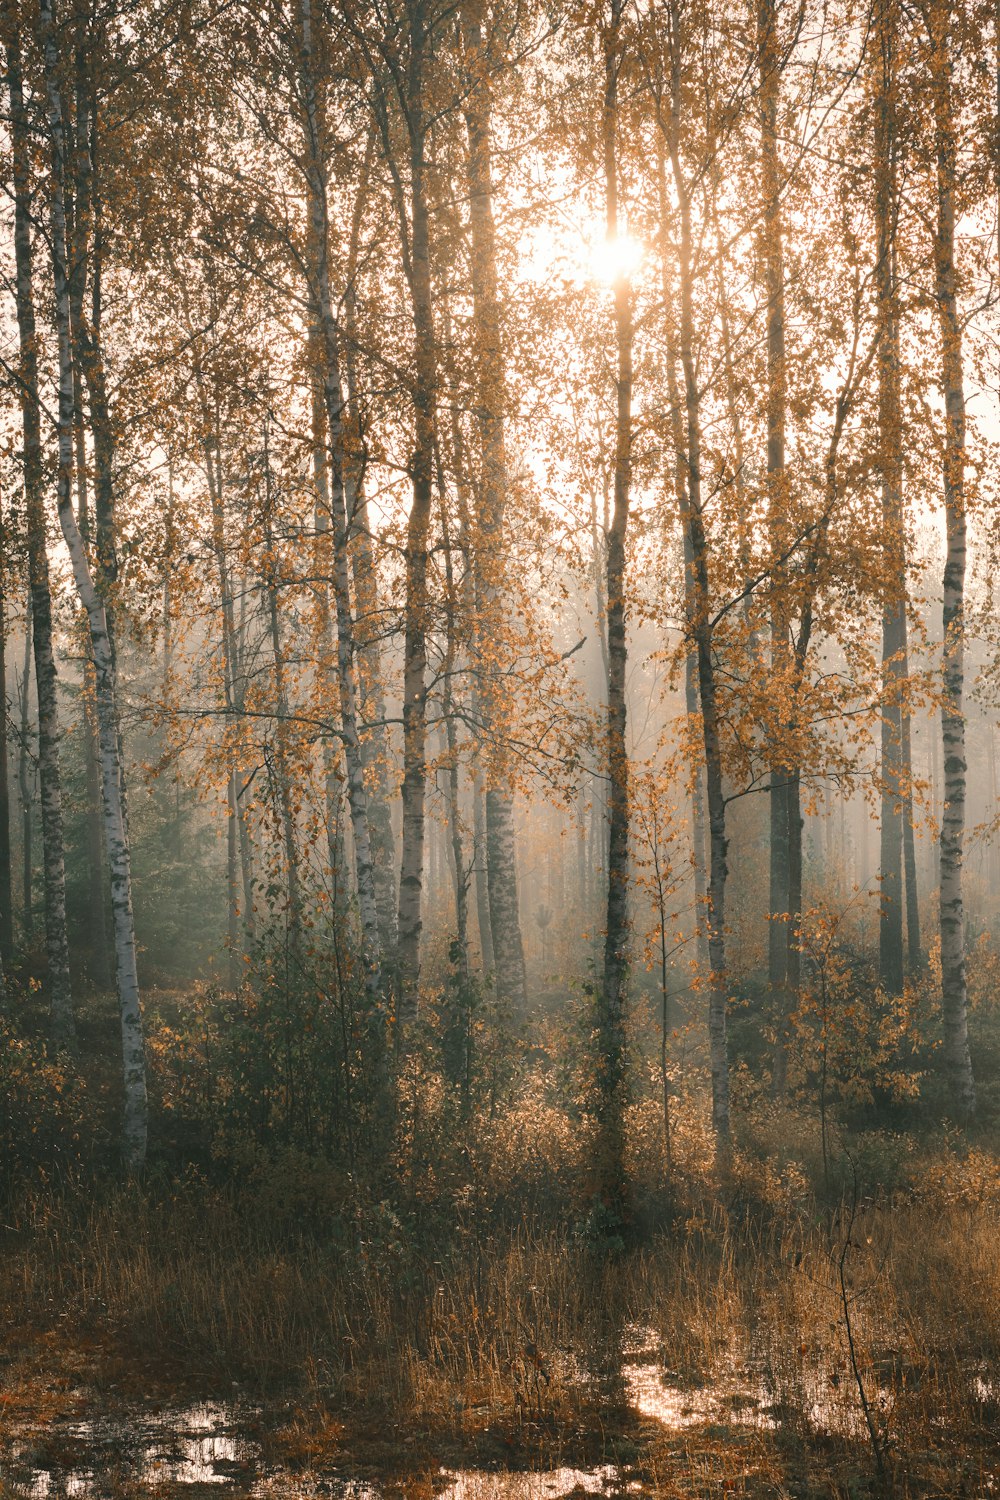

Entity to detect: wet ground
[2,1401,644,1500]
[0,1324,992,1498]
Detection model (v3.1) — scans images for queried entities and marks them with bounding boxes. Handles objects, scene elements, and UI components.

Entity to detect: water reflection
[437,1466,640,1499]
[5,1403,259,1496]
[1,1324,969,1497]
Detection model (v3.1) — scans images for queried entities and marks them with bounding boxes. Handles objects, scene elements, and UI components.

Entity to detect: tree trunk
[462,0,527,1012]
[594,0,632,1221]
[758,0,794,1096]
[194,379,256,955]
[929,0,975,1115]
[656,140,709,971]
[576,782,588,917]
[875,0,907,997]
[227,770,241,989]
[0,538,13,968]
[472,760,493,972]
[264,561,301,943]
[17,601,33,942]
[310,362,349,923]
[439,483,471,1087]
[73,76,137,998]
[664,39,731,1146]
[7,29,75,1050]
[233,594,256,945]
[343,288,398,954]
[261,423,301,951]
[66,55,110,988]
[395,3,438,1034]
[298,0,386,1013]
[902,705,921,968]
[786,768,803,1008]
[41,0,147,1167]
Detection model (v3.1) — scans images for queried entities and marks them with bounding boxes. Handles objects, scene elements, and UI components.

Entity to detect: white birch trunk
[342,286,398,953]
[875,0,907,997]
[299,0,384,1005]
[929,0,975,1115]
[462,0,527,1011]
[41,0,147,1168]
[7,27,75,1050]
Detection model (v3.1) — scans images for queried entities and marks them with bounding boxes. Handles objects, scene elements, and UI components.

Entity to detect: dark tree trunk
[595,0,633,1219]
[395,1,438,1035]
[758,0,794,1097]
[0,543,13,967]
[656,139,708,971]
[262,459,301,952]
[17,602,33,943]
[902,705,922,968]
[472,760,493,973]
[663,17,731,1145]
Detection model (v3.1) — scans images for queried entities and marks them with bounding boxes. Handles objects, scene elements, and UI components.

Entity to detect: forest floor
[2,987,998,1495]
[0,1154,997,1500]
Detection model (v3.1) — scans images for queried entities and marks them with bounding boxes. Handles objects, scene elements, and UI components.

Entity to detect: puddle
[3,1330,986,1496]
[3,1403,260,1496]
[437,1468,640,1499]
[1,1400,643,1499]
[619,1323,882,1441]
[620,1327,767,1431]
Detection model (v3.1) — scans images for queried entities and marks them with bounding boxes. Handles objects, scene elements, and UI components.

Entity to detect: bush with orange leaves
[0,1021,93,1196]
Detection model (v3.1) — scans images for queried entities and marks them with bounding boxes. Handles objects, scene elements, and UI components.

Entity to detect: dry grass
[1,1104,999,1496]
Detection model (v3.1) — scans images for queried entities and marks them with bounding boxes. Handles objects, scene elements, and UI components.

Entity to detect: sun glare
[588,232,645,284]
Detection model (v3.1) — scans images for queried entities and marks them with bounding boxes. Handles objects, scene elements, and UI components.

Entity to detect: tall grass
[1,1087,999,1495]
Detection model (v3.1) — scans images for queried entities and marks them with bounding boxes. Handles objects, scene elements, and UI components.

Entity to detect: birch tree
[923,0,976,1115]
[5,20,75,1050]
[461,0,528,1011]
[594,0,634,1216]
[40,0,147,1168]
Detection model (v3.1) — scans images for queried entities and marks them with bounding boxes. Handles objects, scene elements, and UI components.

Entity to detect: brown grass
[1,1104,999,1496]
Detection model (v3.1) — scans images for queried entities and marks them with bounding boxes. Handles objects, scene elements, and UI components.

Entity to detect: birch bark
[664,27,731,1144]
[902,708,921,966]
[393,0,439,1031]
[461,0,527,1012]
[928,0,975,1115]
[309,366,349,922]
[655,138,708,971]
[259,420,301,952]
[875,0,908,996]
[65,52,109,986]
[7,28,75,1049]
[201,415,255,963]
[758,0,794,1096]
[298,0,385,1008]
[596,0,633,1216]
[41,0,146,1166]
[17,603,33,942]
[342,281,398,953]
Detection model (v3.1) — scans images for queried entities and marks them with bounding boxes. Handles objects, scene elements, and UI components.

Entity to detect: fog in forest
[1,0,1000,1494]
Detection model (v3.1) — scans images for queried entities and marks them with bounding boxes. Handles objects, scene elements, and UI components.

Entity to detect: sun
[515,217,646,290]
[587,232,645,285]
